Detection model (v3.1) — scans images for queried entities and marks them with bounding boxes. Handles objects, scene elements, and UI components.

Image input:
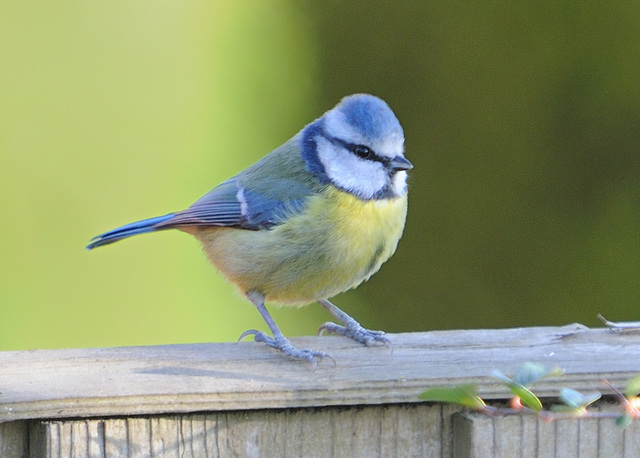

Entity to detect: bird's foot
[318,321,391,347]
[239,329,335,367]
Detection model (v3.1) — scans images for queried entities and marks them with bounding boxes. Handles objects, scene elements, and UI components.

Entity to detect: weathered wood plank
[34,404,458,458]
[0,421,28,457]
[453,403,640,458]
[0,326,639,422]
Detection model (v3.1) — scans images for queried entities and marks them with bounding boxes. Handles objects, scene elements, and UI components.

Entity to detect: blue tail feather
[86,214,176,250]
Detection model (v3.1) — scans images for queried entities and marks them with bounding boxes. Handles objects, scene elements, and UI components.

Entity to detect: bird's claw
[239,329,336,367]
[318,321,392,348]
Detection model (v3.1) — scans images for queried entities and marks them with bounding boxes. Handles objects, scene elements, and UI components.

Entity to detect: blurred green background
[1,2,638,351]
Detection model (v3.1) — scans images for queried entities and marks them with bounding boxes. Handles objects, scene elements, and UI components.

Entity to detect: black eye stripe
[352,144,374,159]
[326,136,383,163]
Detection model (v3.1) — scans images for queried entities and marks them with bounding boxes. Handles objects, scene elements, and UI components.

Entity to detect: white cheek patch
[391,171,408,196]
[316,136,387,199]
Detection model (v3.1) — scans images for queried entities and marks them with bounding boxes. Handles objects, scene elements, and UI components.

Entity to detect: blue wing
[87,138,321,249]
[158,179,245,228]
[158,176,312,230]
[158,138,318,230]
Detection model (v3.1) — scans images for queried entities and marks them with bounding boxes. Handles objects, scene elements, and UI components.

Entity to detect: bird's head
[301,94,412,200]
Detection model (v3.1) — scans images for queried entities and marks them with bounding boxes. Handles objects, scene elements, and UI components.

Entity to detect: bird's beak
[389,156,413,171]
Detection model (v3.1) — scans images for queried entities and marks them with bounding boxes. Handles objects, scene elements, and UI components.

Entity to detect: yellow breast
[196,187,408,305]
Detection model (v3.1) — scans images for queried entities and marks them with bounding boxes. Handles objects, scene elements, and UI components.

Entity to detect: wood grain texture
[27,402,640,458]
[0,326,638,423]
[34,404,452,458]
[453,403,640,458]
[0,421,27,458]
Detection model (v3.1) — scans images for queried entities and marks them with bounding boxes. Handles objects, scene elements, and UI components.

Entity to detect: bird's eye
[353,145,374,160]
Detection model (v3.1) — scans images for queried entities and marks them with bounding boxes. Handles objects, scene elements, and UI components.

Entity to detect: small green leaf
[559,388,601,409]
[493,368,543,411]
[491,369,512,384]
[494,363,563,392]
[513,362,549,386]
[625,374,640,399]
[419,384,486,410]
[560,388,584,409]
[509,384,543,411]
[513,363,563,387]
[580,392,602,408]
[616,413,634,429]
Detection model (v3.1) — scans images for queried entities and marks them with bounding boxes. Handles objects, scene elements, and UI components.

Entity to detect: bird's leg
[239,291,334,366]
[317,298,391,346]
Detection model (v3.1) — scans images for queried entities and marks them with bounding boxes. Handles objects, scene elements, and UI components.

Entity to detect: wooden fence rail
[1,324,639,456]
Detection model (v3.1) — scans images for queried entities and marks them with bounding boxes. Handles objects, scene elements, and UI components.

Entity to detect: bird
[87,94,412,364]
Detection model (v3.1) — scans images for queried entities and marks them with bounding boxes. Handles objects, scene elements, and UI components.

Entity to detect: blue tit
[87,94,412,364]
